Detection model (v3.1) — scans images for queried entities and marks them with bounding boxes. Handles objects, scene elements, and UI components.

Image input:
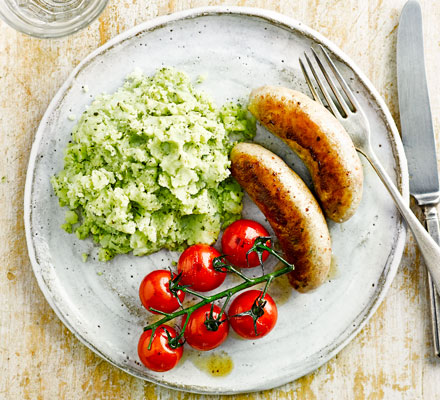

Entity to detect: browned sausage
[248,86,363,222]
[230,142,332,292]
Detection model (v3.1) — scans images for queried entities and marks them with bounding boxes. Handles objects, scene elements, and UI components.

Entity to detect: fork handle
[424,206,440,357]
[359,149,440,294]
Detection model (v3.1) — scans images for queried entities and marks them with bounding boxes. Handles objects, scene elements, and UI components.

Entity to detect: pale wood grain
[1,0,440,398]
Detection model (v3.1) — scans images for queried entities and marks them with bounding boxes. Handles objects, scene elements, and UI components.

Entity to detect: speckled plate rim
[24,6,409,395]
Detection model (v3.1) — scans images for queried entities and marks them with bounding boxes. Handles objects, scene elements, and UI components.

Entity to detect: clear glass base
[0,0,109,38]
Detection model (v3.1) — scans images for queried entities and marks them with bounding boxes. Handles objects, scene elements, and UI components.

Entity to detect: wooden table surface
[1,0,440,398]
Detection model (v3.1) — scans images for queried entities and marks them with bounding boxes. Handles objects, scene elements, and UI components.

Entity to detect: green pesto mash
[51,68,255,261]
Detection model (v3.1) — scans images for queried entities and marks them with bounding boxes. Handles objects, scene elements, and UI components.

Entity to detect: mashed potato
[51,68,255,261]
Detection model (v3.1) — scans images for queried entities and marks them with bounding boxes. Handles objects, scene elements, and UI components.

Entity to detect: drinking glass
[0,0,109,38]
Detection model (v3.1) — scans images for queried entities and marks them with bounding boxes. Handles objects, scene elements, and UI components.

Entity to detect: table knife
[397,0,440,357]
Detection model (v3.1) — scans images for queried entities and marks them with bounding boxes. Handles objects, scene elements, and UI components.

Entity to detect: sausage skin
[230,142,332,292]
[248,86,363,223]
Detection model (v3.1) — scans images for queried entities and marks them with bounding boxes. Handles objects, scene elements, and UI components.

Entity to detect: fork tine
[310,48,351,117]
[299,58,324,106]
[318,44,361,112]
[303,52,340,117]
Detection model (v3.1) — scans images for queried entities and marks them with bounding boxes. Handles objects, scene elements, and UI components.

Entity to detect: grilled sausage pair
[230,86,363,292]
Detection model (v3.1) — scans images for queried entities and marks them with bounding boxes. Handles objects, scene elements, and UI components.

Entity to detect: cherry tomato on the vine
[177,244,225,292]
[138,325,183,372]
[221,219,270,268]
[182,304,229,351]
[139,270,185,314]
[228,290,277,339]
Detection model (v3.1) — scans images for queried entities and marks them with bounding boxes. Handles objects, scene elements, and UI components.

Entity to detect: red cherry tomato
[228,290,277,339]
[221,219,270,268]
[177,244,226,292]
[138,325,183,372]
[139,270,185,314]
[182,304,229,351]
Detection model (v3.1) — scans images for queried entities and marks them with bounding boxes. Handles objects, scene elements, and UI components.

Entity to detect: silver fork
[299,45,440,293]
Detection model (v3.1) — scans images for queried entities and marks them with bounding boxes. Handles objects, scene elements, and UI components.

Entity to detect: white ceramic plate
[24,7,408,394]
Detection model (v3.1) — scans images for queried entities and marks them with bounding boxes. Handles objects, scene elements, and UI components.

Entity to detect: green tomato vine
[143,237,294,349]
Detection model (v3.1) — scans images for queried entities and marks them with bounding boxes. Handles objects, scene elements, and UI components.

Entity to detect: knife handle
[424,206,440,357]
[363,150,440,294]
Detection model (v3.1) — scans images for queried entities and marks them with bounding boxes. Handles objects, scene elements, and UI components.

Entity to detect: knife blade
[397,0,440,357]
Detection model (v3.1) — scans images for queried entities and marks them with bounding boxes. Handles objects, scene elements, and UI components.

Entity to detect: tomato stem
[180,287,209,300]
[169,272,209,301]
[143,239,294,346]
[204,303,221,332]
[148,308,170,316]
[147,326,157,350]
[218,292,232,321]
[169,314,189,349]
[246,236,271,269]
[212,256,251,282]
[261,275,273,301]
